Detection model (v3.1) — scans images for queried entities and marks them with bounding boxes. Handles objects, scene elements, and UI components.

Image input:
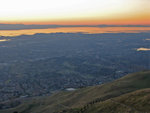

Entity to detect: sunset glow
[0,0,150,25]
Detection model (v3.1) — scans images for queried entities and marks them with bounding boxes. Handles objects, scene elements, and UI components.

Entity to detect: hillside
[81,88,150,113]
[61,88,150,113]
[0,70,150,113]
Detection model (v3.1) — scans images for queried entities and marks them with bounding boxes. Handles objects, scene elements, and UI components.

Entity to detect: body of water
[0,27,150,37]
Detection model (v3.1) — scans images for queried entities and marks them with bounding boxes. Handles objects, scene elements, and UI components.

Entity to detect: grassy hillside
[75,88,150,113]
[61,88,150,113]
[1,70,150,113]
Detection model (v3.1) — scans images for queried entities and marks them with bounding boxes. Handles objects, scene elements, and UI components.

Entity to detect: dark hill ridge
[0,70,150,113]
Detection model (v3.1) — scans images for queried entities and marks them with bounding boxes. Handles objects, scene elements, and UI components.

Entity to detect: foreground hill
[80,88,150,113]
[0,70,150,113]
[62,88,150,113]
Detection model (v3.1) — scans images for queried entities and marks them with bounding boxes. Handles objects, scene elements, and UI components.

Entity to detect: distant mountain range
[0,24,150,30]
[1,70,150,113]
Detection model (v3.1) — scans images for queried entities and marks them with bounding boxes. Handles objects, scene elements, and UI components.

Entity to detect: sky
[0,0,150,25]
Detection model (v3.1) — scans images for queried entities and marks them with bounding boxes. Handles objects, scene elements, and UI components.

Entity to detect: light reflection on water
[0,27,150,37]
[0,39,10,42]
[145,39,150,40]
[137,48,150,51]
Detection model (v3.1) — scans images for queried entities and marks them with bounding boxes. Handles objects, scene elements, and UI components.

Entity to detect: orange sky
[2,17,150,25]
[0,0,150,25]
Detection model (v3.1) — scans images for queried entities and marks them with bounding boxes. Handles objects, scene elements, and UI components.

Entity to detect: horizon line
[0,24,150,30]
